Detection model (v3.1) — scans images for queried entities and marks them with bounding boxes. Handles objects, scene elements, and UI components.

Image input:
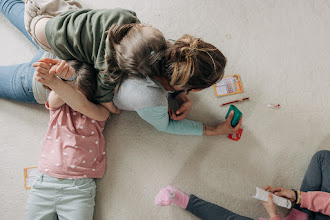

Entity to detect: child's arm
[48,77,110,121]
[33,61,110,121]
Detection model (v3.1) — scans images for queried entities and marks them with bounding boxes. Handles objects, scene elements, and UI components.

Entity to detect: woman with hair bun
[112,34,242,136]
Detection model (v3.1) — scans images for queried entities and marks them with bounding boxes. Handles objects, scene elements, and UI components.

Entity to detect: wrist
[292,189,298,203]
[205,126,217,136]
[47,76,62,89]
[175,92,190,104]
[65,69,76,81]
[269,212,278,218]
[296,190,301,205]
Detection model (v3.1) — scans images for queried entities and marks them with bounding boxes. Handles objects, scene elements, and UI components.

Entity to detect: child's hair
[106,25,226,92]
[105,23,167,91]
[66,60,98,103]
[164,34,227,90]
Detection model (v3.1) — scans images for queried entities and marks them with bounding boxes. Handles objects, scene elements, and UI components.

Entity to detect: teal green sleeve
[136,106,203,135]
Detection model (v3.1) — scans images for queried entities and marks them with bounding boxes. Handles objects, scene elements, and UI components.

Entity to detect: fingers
[226,110,234,121]
[171,111,177,120]
[272,187,283,193]
[173,108,187,121]
[268,193,274,204]
[38,57,61,65]
[264,186,273,191]
[233,116,243,132]
[33,61,51,69]
[56,60,67,74]
[176,102,190,115]
[33,62,51,75]
[50,60,69,76]
[105,102,121,114]
[274,191,283,197]
[33,75,46,84]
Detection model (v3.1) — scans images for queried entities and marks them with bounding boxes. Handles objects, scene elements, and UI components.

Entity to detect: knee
[312,150,330,162]
[34,18,49,44]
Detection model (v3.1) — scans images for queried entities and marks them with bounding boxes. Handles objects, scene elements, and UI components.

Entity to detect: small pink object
[267,104,280,108]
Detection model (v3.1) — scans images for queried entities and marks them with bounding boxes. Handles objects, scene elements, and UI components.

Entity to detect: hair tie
[150,51,155,55]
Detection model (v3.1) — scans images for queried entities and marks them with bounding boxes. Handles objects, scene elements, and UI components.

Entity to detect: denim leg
[294,150,330,217]
[0,49,44,103]
[301,150,330,192]
[314,213,330,220]
[186,194,252,220]
[0,0,39,48]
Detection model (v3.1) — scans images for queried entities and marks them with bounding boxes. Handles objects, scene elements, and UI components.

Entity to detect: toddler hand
[33,61,55,86]
[38,58,75,80]
[101,102,121,114]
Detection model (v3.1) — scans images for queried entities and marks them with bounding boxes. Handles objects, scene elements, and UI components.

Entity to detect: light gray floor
[0,0,329,219]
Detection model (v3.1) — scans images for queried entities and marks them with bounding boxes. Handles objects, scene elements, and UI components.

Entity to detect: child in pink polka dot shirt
[26,58,111,220]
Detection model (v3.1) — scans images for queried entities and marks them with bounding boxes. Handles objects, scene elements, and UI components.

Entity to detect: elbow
[153,124,168,132]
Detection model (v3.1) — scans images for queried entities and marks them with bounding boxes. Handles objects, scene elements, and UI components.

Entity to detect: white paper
[252,187,292,209]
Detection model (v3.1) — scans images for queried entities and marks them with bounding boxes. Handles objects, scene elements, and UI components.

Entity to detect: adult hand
[101,102,121,114]
[38,58,75,80]
[171,92,192,121]
[212,110,242,135]
[33,61,56,86]
[261,188,278,219]
[272,187,296,202]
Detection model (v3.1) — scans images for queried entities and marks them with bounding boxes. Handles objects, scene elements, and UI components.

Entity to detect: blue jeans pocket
[73,179,96,199]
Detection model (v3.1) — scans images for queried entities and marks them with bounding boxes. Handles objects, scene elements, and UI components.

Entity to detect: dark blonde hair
[66,60,98,103]
[164,34,227,90]
[105,23,167,91]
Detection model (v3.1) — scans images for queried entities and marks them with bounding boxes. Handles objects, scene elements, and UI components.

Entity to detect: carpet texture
[0,0,329,219]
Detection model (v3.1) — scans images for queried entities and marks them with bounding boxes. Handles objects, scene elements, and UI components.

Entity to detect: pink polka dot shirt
[38,101,108,179]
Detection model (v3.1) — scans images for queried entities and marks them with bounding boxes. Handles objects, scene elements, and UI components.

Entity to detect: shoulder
[113,77,168,110]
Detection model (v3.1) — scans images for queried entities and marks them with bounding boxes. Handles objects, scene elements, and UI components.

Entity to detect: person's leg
[26,173,58,220]
[300,150,330,192]
[56,178,96,220]
[0,49,44,103]
[186,194,252,220]
[294,150,330,216]
[155,186,252,220]
[0,0,39,48]
[24,0,82,51]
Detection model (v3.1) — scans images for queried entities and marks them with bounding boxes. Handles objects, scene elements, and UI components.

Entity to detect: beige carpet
[1,0,329,219]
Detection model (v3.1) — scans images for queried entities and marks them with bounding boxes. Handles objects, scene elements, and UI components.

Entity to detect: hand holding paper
[252,187,292,209]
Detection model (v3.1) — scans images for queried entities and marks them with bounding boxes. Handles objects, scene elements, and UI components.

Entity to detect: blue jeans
[294,150,330,220]
[0,0,44,103]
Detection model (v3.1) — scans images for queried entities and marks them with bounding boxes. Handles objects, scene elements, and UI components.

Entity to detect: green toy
[225,105,242,127]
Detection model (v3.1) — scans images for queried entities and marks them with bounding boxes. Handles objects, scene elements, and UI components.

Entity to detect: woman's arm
[136,106,242,136]
[300,191,330,215]
[137,106,203,135]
